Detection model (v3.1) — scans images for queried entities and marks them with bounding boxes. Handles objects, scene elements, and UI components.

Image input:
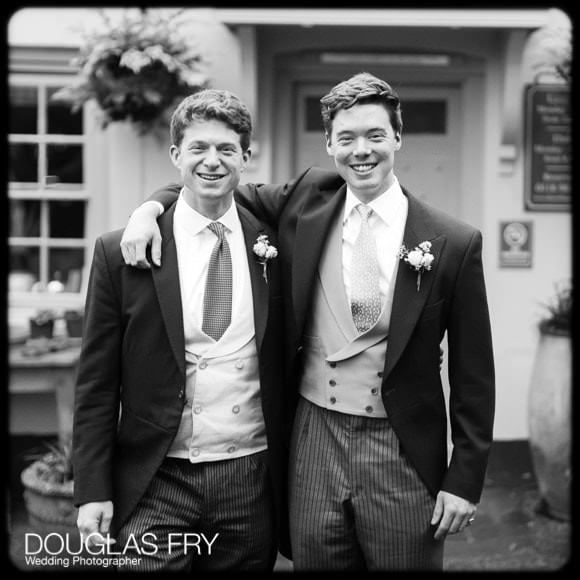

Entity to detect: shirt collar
[343,176,406,227]
[174,188,240,237]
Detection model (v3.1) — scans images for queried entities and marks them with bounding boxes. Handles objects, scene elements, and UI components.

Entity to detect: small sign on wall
[524,85,570,211]
[500,221,533,268]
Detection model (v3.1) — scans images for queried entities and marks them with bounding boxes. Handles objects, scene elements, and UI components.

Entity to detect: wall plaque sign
[499,221,533,268]
[524,85,570,211]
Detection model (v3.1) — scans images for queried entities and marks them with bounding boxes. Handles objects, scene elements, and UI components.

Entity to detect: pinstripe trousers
[116,451,276,572]
[289,396,444,570]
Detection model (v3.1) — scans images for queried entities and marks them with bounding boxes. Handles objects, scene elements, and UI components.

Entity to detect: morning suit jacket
[148,167,495,505]
[72,201,290,553]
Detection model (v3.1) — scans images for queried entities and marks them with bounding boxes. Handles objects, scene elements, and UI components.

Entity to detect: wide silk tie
[350,204,382,333]
[202,222,232,341]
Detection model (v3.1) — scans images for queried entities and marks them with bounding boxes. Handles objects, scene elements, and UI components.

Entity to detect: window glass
[10,200,41,237]
[47,87,83,135]
[49,248,85,292]
[49,201,86,238]
[9,247,40,291]
[9,86,37,134]
[402,100,447,134]
[47,144,83,184]
[305,96,323,132]
[9,143,38,183]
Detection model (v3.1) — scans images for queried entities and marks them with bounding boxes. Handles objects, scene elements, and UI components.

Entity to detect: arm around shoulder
[145,182,181,211]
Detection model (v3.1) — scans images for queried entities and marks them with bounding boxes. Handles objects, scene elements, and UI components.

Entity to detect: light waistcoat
[167,194,267,462]
[299,201,403,418]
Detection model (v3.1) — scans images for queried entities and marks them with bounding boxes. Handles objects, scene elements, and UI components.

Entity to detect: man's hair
[320,72,403,136]
[170,89,252,151]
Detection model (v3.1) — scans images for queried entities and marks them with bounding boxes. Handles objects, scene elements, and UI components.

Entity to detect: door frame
[272,50,486,227]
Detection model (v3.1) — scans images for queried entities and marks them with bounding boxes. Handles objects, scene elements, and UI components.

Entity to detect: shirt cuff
[139,200,165,216]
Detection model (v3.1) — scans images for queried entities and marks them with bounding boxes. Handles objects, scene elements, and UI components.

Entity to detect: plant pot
[65,317,83,338]
[29,320,54,339]
[20,460,78,535]
[528,330,571,521]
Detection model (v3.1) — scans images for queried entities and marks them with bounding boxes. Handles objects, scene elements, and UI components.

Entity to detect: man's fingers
[133,239,152,269]
[433,514,452,540]
[431,494,443,526]
[120,243,131,266]
[151,233,162,267]
[100,510,113,535]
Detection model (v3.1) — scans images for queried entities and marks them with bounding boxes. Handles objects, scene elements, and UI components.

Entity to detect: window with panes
[8,77,88,296]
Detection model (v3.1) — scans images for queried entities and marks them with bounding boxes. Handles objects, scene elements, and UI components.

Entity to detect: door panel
[294,82,461,216]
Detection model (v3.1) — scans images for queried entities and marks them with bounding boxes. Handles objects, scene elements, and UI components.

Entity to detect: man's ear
[325,132,333,156]
[394,132,402,151]
[241,148,252,171]
[169,145,181,169]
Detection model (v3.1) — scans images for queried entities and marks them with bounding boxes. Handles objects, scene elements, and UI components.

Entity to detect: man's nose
[353,137,371,156]
[203,147,220,168]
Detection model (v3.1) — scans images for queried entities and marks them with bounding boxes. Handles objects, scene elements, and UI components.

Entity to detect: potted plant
[52,8,208,135]
[528,281,571,521]
[29,310,57,339]
[64,309,84,338]
[20,440,78,536]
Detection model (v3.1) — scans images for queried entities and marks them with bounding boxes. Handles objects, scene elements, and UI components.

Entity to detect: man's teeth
[199,174,223,181]
[351,164,375,171]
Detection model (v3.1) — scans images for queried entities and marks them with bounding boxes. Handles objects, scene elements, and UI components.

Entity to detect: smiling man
[119,73,495,571]
[72,90,289,572]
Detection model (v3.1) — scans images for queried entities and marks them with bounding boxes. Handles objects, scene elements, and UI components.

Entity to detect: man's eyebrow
[187,139,238,147]
[335,126,387,136]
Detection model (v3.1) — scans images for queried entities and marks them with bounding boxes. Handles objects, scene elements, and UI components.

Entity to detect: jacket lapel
[150,204,186,377]
[292,181,347,339]
[237,203,270,354]
[317,210,356,341]
[383,190,446,380]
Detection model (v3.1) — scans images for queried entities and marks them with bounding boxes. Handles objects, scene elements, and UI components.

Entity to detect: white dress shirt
[342,177,408,308]
[166,191,267,462]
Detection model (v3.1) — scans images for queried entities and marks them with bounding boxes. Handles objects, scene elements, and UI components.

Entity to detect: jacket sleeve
[144,183,181,210]
[443,229,495,503]
[141,168,316,225]
[233,167,319,226]
[72,236,122,507]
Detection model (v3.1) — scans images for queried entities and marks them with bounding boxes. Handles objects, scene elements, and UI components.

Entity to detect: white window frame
[8,47,106,315]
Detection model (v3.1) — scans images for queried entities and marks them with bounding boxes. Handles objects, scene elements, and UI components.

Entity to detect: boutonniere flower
[253,234,278,283]
[398,240,435,291]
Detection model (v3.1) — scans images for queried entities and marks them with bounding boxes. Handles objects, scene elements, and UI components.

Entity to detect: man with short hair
[73,89,289,572]
[120,73,495,570]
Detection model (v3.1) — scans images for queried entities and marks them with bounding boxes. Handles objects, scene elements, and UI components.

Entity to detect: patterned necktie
[202,222,232,341]
[350,204,382,333]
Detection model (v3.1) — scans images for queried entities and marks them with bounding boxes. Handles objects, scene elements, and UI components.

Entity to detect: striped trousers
[289,396,444,570]
[116,451,276,572]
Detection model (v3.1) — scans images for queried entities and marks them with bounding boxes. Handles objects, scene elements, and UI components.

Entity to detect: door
[294,82,462,217]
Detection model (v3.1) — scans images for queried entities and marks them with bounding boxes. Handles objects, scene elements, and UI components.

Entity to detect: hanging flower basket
[52,9,208,135]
